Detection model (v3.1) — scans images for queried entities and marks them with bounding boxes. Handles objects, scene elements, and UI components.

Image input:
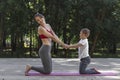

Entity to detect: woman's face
[35,16,45,25]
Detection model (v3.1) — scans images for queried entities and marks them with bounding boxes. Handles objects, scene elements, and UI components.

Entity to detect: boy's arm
[68,43,83,48]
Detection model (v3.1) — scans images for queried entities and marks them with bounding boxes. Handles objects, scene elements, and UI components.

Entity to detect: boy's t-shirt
[78,38,89,59]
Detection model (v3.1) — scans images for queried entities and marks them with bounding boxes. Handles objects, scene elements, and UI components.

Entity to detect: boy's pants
[79,56,98,74]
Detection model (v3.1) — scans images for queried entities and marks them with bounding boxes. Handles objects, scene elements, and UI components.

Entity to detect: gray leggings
[79,56,99,74]
[31,45,52,74]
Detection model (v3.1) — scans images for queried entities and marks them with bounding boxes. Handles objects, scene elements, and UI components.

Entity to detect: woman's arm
[38,27,65,47]
[48,24,67,48]
[48,24,59,39]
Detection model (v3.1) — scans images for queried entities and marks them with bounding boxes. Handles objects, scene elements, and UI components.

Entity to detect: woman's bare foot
[25,65,31,76]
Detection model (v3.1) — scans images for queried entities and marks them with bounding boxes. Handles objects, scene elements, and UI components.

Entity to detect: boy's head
[79,28,90,39]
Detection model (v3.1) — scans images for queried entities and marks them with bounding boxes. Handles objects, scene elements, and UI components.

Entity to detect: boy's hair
[34,13,44,18]
[81,28,90,37]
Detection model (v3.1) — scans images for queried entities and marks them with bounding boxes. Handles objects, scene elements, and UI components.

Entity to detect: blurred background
[0,0,120,58]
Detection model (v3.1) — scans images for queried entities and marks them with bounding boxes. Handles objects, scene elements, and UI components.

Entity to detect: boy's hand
[67,45,71,49]
[65,44,71,49]
[65,44,69,49]
[62,44,69,49]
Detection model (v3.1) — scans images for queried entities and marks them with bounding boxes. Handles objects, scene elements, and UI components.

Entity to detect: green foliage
[0,0,120,58]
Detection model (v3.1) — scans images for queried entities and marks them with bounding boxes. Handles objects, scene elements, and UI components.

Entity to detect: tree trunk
[0,12,3,49]
[113,42,116,54]
[108,42,116,54]
[63,27,67,58]
[2,31,6,48]
[11,33,16,56]
[90,8,106,55]
[90,31,100,55]
[29,27,32,57]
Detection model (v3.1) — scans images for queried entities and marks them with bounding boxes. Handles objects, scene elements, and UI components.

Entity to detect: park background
[0,0,120,58]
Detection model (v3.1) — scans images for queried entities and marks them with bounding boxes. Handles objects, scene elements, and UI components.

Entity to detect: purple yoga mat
[27,72,117,76]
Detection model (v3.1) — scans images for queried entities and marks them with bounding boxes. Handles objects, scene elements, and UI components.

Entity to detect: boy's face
[79,31,85,39]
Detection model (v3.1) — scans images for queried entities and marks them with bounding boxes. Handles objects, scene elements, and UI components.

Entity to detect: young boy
[67,28,100,74]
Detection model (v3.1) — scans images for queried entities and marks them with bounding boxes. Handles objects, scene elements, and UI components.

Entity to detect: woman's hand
[62,44,69,49]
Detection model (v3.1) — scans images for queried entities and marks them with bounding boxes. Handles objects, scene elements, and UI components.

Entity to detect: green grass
[0,49,120,58]
[92,52,120,58]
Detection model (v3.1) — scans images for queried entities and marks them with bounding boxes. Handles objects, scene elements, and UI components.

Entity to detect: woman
[25,13,66,75]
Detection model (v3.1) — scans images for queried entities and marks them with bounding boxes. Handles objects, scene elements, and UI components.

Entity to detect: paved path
[0,58,120,80]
